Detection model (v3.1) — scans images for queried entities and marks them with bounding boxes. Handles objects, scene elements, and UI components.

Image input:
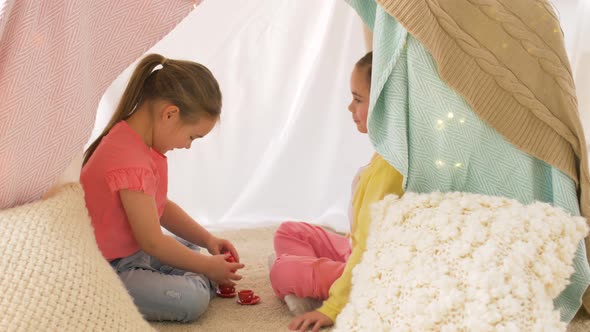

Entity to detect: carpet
[151,225,590,332]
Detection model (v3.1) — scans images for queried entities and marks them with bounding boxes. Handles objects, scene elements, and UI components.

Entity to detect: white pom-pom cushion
[334,192,589,332]
[0,184,153,331]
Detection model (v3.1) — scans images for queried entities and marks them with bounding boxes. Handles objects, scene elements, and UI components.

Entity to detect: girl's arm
[160,199,240,261]
[290,156,404,331]
[120,189,243,285]
[160,199,212,248]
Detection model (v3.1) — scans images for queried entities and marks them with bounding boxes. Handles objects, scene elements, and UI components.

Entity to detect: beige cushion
[0,184,152,331]
[335,192,588,331]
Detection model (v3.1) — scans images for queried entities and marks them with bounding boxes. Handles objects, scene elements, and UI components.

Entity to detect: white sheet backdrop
[90,0,590,232]
[90,0,370,232]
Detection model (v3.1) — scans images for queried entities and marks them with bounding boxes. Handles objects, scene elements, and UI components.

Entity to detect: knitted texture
[374,0,590,222]
[334,192,588,331]
[0,184,153,331]
[345,0,590,316]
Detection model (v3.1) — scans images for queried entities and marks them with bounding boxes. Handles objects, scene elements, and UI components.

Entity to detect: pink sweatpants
[269,221,351,300]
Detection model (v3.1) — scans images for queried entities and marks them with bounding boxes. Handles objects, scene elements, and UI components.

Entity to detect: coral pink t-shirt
[81,121,168,261]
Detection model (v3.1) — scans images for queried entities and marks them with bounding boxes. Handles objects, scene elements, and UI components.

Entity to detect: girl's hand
[206,236,240,262]
[204,254,244,286]
[288,311,333,332]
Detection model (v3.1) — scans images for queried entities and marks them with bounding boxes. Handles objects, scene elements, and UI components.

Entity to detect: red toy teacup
[236,289,260,305]
[238,290,254,303]
[218,284,235,295]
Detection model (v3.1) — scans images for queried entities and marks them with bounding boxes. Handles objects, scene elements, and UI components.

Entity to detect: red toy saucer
[237,295,261,305]
[216,289,237,298]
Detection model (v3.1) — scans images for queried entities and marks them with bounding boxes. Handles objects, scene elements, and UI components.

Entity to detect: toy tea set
[216,252,260,305]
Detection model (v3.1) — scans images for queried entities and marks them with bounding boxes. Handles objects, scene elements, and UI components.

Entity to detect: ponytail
[83,54,166,165]
[84,53,221,164]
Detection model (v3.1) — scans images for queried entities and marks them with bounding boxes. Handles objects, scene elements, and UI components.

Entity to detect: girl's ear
[161,104,180,121]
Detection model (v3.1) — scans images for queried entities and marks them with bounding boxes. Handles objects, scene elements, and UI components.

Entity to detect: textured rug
[151,225,590,332]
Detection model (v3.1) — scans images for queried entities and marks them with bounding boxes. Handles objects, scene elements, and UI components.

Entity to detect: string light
[435,160,445,168]
[436,119,445,130]
[447,112,454,119]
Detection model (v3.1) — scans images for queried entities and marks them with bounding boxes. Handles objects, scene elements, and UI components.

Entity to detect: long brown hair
[84,53,222,165]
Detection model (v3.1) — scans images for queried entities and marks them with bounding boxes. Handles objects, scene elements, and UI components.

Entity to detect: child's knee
[275,221,309,243]
[179,288,210,322]
[276,221,300,235]
[159,274,211,322]
[269,256,299,298]
[269,256,285,294]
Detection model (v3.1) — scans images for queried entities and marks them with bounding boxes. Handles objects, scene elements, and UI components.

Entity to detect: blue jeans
[110,239,214,322]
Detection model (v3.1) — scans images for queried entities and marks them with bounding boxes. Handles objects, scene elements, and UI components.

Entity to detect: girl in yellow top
[268,52,404,331]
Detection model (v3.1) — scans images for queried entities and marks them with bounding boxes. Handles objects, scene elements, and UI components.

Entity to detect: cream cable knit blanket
[335,192,589,331]
[0,184,153,331]
[375,0,590,221]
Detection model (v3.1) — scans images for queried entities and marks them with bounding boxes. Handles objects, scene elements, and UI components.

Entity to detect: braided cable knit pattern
[375,0,590,228]
[469,0,575,96]
[0,184,153,331]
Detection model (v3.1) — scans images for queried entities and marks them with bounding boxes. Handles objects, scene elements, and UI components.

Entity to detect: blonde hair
[84,53,222,165]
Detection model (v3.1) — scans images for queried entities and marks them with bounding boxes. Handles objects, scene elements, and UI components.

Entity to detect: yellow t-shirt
[317,153,404,321]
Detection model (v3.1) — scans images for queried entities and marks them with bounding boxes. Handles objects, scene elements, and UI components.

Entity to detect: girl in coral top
[81,53,243,322]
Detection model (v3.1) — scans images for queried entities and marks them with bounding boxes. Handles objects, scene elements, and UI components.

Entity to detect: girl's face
[153,105,217,154]
[348,66,370,134]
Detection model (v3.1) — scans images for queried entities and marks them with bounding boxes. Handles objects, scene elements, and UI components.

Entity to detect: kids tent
[1,0,590,331]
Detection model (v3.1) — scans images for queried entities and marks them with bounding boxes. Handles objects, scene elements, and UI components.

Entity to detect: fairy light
[447,112,454,119]
[435,160,445,168]
[436,119,445,130]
